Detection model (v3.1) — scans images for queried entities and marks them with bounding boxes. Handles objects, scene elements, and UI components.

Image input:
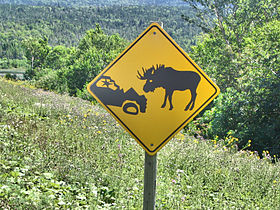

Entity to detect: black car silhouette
[91,76,147,115]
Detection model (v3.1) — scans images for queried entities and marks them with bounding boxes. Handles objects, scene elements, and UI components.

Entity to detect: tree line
[0,0,186,7]
[0,3,200,68]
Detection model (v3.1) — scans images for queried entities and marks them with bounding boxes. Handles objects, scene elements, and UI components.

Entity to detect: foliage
[22,36,50,79]
[23,25,127,96]
[1,78,280,208]
[4,73,17,80]
[187,1,280,155]
[64,26,127,95]
[185,0,280,91]
[0,0,186,6]
[0,3,200,65]
[205,21,280,155]
[0,59,27,69]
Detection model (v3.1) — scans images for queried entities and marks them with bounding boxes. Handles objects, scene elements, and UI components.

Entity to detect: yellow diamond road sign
[87,23,220,155]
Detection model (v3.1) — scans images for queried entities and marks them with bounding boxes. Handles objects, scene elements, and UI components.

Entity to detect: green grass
[1,78,280,209]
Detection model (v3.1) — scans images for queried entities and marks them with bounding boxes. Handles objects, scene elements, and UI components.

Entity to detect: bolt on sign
[87,23,220,156]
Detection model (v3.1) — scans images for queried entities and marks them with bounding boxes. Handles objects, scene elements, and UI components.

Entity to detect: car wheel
[123,102,139,115]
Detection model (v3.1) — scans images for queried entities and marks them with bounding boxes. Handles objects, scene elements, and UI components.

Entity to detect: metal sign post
[143,152,157,210]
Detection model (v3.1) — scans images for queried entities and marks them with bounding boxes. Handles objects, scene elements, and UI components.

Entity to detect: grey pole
[143,152,157,210]
[143,22,161,210]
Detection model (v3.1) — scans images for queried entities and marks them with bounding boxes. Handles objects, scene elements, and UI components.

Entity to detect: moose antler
[137,66,157,80]
[137,67,147,80]
[155,64,164,70]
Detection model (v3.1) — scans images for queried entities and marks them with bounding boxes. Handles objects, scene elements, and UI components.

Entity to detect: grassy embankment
[0,78,280,209]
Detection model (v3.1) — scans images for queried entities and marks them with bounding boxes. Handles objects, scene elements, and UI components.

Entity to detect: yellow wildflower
[193,139,199,144]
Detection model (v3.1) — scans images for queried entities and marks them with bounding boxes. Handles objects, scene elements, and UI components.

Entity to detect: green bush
[190,17,280,156]
[23,25,127,96]
[76,84,95,101]
[0,59,10,69]
[199,83,280,157]
[32,68,67,93]
[4,73,17,81]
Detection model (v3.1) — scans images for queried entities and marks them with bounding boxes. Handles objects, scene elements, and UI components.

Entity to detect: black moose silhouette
[137,64,201,111]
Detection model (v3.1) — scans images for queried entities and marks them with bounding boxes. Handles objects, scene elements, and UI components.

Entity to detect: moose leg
[190,91,197,110]
[185,101,191,111]
[168,91,174,110]
[185,90,197,111]
[161,90,168,108]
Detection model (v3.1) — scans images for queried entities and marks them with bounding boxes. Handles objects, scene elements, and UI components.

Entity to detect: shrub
[4,73,17,81]
[201,85,280,157]
[32,68,67,93]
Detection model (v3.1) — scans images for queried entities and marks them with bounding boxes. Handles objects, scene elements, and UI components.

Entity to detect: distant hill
[0,4,200,61]
[0,0,187,6]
